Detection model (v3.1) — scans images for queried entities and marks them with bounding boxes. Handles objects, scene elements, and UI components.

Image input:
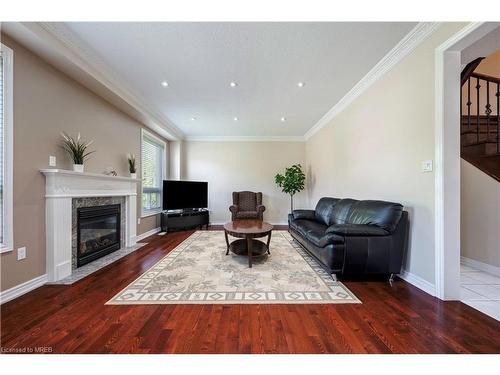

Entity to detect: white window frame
[0,43,14,253]
[141,129,166,217]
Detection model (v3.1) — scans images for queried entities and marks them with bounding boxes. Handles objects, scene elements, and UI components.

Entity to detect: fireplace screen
[77,204,121,267]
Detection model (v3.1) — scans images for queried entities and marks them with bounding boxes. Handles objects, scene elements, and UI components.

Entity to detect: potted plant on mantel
[60,132,94,173]
[127,154,137,179]
[275,164,306,212]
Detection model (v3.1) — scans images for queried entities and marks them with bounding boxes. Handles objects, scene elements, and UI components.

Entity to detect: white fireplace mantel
[40,169,140,282]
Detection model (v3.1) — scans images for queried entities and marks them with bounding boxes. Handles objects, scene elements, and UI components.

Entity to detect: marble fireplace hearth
[41,169,140,282]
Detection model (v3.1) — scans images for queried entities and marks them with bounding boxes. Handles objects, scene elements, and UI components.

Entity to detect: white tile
[462,300,500,321]
[460,287,489,301]
[460,264,479,273]
[461,274,481,284]
[466,271,500,285]
[463,284,500,300]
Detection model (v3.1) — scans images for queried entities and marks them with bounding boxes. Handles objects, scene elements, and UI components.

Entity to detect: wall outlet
[137,218,141,225]
[17,247,27,260]
[421,160,433,173]
[49,155,57,167]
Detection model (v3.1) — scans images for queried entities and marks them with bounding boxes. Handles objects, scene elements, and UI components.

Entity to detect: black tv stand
[161,209,209,233]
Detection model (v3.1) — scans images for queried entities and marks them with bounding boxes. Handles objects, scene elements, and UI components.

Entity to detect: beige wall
[183,141,306,224]
[460,160,500,267]
[0,34,167,291]
[305,23,466,284]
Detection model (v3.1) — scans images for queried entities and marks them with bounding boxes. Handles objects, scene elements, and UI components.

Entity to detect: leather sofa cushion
[314,197,340,226]
[290,219,327,238]
[326,224,389,236]
[346,200,403,232]
[307,229,345,247]
[330,198,357,225]
[292,209,316,221]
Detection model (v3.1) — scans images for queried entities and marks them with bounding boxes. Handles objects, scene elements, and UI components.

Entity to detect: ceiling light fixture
[233,117,239,121]
[297,82,305,87]
[280,117,286,122]
[190,117,196,121]
[230,81,238,87]
[161,81,169,87]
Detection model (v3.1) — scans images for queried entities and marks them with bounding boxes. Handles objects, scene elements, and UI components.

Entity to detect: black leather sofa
[288,197,409,277]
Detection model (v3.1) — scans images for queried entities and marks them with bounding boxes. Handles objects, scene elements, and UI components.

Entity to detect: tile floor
[460,263,500,321]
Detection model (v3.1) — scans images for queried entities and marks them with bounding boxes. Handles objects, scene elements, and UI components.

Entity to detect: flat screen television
[162,180,208,210]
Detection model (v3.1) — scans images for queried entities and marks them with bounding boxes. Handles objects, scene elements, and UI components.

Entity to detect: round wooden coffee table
[223,220,274,268]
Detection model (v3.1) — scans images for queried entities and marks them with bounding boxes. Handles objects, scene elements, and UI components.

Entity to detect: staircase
[461,62,500,182]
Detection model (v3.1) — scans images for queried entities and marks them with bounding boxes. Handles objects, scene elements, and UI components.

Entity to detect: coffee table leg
[224,230,230,255]
[266,232,272,255]
[247,237,253,268]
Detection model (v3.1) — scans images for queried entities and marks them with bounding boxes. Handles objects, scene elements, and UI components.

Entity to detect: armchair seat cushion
[235,211,259,219]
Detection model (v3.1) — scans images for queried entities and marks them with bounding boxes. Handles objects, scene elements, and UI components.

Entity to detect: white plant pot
[130,173,137,179]
[73,164,84,173]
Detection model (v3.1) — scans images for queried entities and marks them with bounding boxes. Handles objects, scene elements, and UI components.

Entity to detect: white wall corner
[0,274,48,305]
[304,22,442,140]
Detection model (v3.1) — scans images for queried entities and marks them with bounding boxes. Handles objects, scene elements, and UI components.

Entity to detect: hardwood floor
[1,229,499,354]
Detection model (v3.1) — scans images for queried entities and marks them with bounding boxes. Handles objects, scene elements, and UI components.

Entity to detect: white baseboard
[135,227,161,242]
[398,269,436,297]
[461,256,500,277]
[0,274,48,305]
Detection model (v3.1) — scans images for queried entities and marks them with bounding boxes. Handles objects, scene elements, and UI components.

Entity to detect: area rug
[107,230,360,305]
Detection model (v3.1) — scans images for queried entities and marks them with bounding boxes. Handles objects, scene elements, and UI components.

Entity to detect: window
[0,43,13,253]
[141,129,166,216]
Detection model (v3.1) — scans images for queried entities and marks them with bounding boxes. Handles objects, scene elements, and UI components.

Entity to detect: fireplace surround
[41,169,139,282]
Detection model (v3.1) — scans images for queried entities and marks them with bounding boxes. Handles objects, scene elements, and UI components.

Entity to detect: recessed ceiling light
[297,82,305,87]
[190,117,196,121]
[161,81,169,87]
[280,117,286,122]
[233,117,239,121]
[230,81,238,87]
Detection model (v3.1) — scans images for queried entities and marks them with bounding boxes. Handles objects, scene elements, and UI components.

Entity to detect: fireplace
[77,204,121,267]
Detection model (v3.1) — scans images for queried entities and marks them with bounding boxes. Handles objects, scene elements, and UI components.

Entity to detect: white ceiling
[60,22,416,138]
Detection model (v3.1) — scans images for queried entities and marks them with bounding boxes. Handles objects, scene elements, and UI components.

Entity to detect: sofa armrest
[292,209,316,220]
[326,224,389,236]
[257,205,266,213]
[229,205,239,213]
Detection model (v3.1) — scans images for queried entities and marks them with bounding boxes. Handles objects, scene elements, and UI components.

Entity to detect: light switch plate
[422,160,433,173]
[17,247,26,260]
[49,155,57,167]
[137,218,141,225]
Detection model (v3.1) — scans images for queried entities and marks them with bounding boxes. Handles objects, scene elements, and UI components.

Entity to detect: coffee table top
[223,220,273,237]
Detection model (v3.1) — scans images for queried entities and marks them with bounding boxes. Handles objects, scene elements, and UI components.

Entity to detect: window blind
[141,133,165,212]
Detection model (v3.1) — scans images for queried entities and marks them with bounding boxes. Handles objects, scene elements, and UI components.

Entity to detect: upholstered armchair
[229,191,266,221]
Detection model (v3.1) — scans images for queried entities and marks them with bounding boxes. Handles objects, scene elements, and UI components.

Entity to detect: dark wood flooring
[1,229,499,354]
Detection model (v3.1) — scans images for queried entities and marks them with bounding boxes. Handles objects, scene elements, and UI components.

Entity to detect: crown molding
[4,22,184,141]
[185,135,305,142]
[303,22,443,140]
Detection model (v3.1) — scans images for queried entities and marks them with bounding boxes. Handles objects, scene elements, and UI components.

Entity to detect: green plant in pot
[275,164,305,212]
[127,154,137,179]
[60,132,94,173]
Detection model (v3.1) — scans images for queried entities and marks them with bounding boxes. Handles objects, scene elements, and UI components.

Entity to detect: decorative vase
[73,164,84,173]
[130,172,137,179]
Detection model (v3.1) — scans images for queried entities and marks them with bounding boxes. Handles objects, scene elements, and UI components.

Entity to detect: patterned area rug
[107,230,360,305]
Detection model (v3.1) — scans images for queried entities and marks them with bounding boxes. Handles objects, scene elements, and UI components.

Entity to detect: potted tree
[274,164,305,212]
[60,132,94,172]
